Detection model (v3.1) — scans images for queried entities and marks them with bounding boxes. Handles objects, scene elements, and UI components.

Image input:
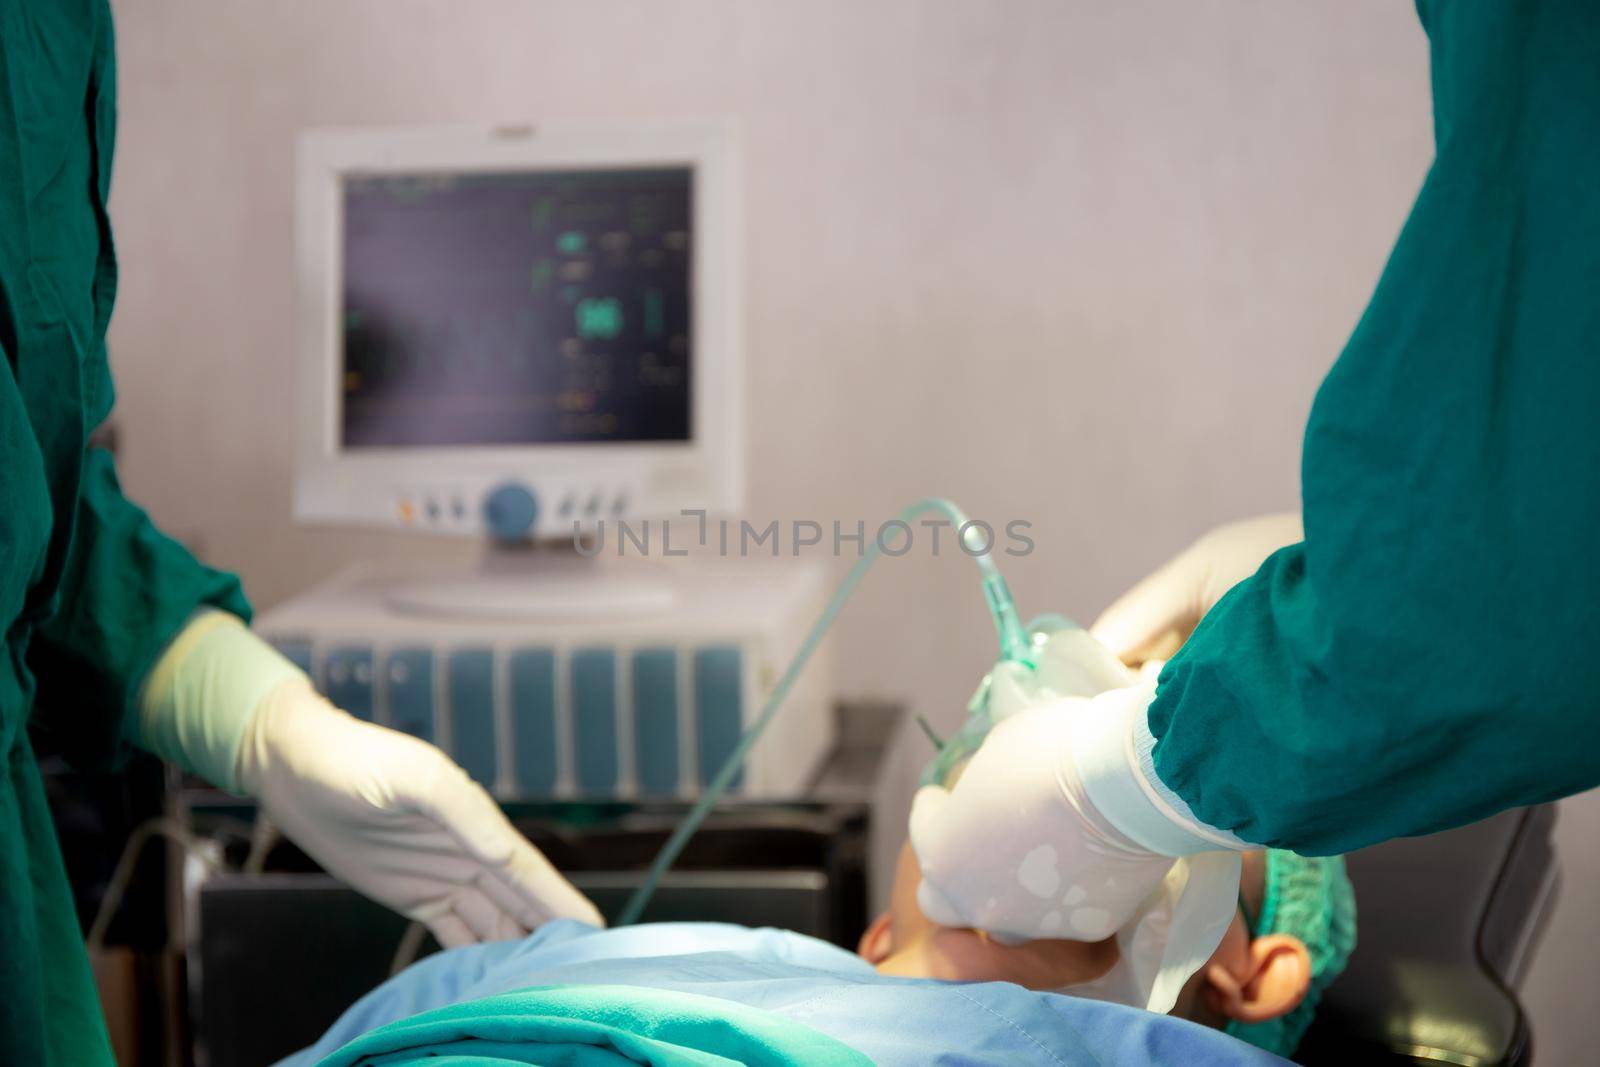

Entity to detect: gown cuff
[129,610,306,793]
[1131,701,1252,850]
[1069,679,1252,855]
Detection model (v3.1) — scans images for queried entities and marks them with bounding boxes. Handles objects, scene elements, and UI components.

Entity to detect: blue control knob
[482,482,539,543]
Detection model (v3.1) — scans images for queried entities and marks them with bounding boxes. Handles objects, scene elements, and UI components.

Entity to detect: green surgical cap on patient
[1226,850,1357,1059]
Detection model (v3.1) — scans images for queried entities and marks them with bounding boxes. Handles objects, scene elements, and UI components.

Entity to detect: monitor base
[384,548,675,620]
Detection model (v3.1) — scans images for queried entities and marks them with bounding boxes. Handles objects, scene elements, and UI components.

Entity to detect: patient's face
[858,845,1309,1027]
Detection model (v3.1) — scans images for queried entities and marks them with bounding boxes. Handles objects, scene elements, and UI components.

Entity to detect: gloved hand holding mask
[909,619,1245,1013]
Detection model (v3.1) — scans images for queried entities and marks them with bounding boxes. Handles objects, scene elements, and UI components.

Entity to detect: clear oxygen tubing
[615,497,1031,926]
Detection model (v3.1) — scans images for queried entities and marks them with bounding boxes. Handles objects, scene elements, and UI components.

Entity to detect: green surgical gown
[1151,0,1600,854]
[1,2,249,1064]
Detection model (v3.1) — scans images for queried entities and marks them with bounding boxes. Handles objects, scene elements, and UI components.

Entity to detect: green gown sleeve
[25,446,250,771]
[17,0,250,772]
[1147,0,1600,854]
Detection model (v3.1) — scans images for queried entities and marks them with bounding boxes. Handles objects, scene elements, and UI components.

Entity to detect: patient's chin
[915,927,1120,990]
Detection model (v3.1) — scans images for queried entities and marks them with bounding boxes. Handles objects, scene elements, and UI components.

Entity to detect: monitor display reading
[339,167,692,448]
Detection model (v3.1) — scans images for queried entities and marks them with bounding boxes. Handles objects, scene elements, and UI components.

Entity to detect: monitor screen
[339,167,692,448]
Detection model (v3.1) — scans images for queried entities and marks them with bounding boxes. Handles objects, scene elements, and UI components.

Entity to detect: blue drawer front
[385,648,435,742]
[270,638,315,677]
[631,649,679,796]
[448,649,497,787]
[693,647,743,789]
[509,649,558,794]
[570,649,618,795]
[324,646,374,720]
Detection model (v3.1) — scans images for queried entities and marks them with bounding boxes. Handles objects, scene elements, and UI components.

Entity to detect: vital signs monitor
[294,122,741,543]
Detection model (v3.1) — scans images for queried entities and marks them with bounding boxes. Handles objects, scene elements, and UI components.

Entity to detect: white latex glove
[1090,512,1302,664]
[910,677,1242,943]
[236,676,603,947]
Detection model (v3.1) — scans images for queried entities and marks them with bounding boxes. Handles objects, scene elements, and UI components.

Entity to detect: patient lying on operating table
[283,842,1352,1065]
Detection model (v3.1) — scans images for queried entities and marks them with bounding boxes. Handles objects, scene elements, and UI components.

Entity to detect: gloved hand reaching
[1089,512,1302,664]
[236,676,603,946]
[131,611,602,947]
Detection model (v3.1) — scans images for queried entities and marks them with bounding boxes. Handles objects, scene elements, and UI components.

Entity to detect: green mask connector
[918,613,1136,790]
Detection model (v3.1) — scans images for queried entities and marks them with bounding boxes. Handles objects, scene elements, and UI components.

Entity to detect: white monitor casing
[294,121,742,541]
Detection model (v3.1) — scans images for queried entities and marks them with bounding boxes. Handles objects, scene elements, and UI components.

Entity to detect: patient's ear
[857,913,894,964]
[1204,934,1311,1023]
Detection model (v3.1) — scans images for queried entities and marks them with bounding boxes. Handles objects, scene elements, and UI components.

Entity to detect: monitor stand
[384,544,677,620]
